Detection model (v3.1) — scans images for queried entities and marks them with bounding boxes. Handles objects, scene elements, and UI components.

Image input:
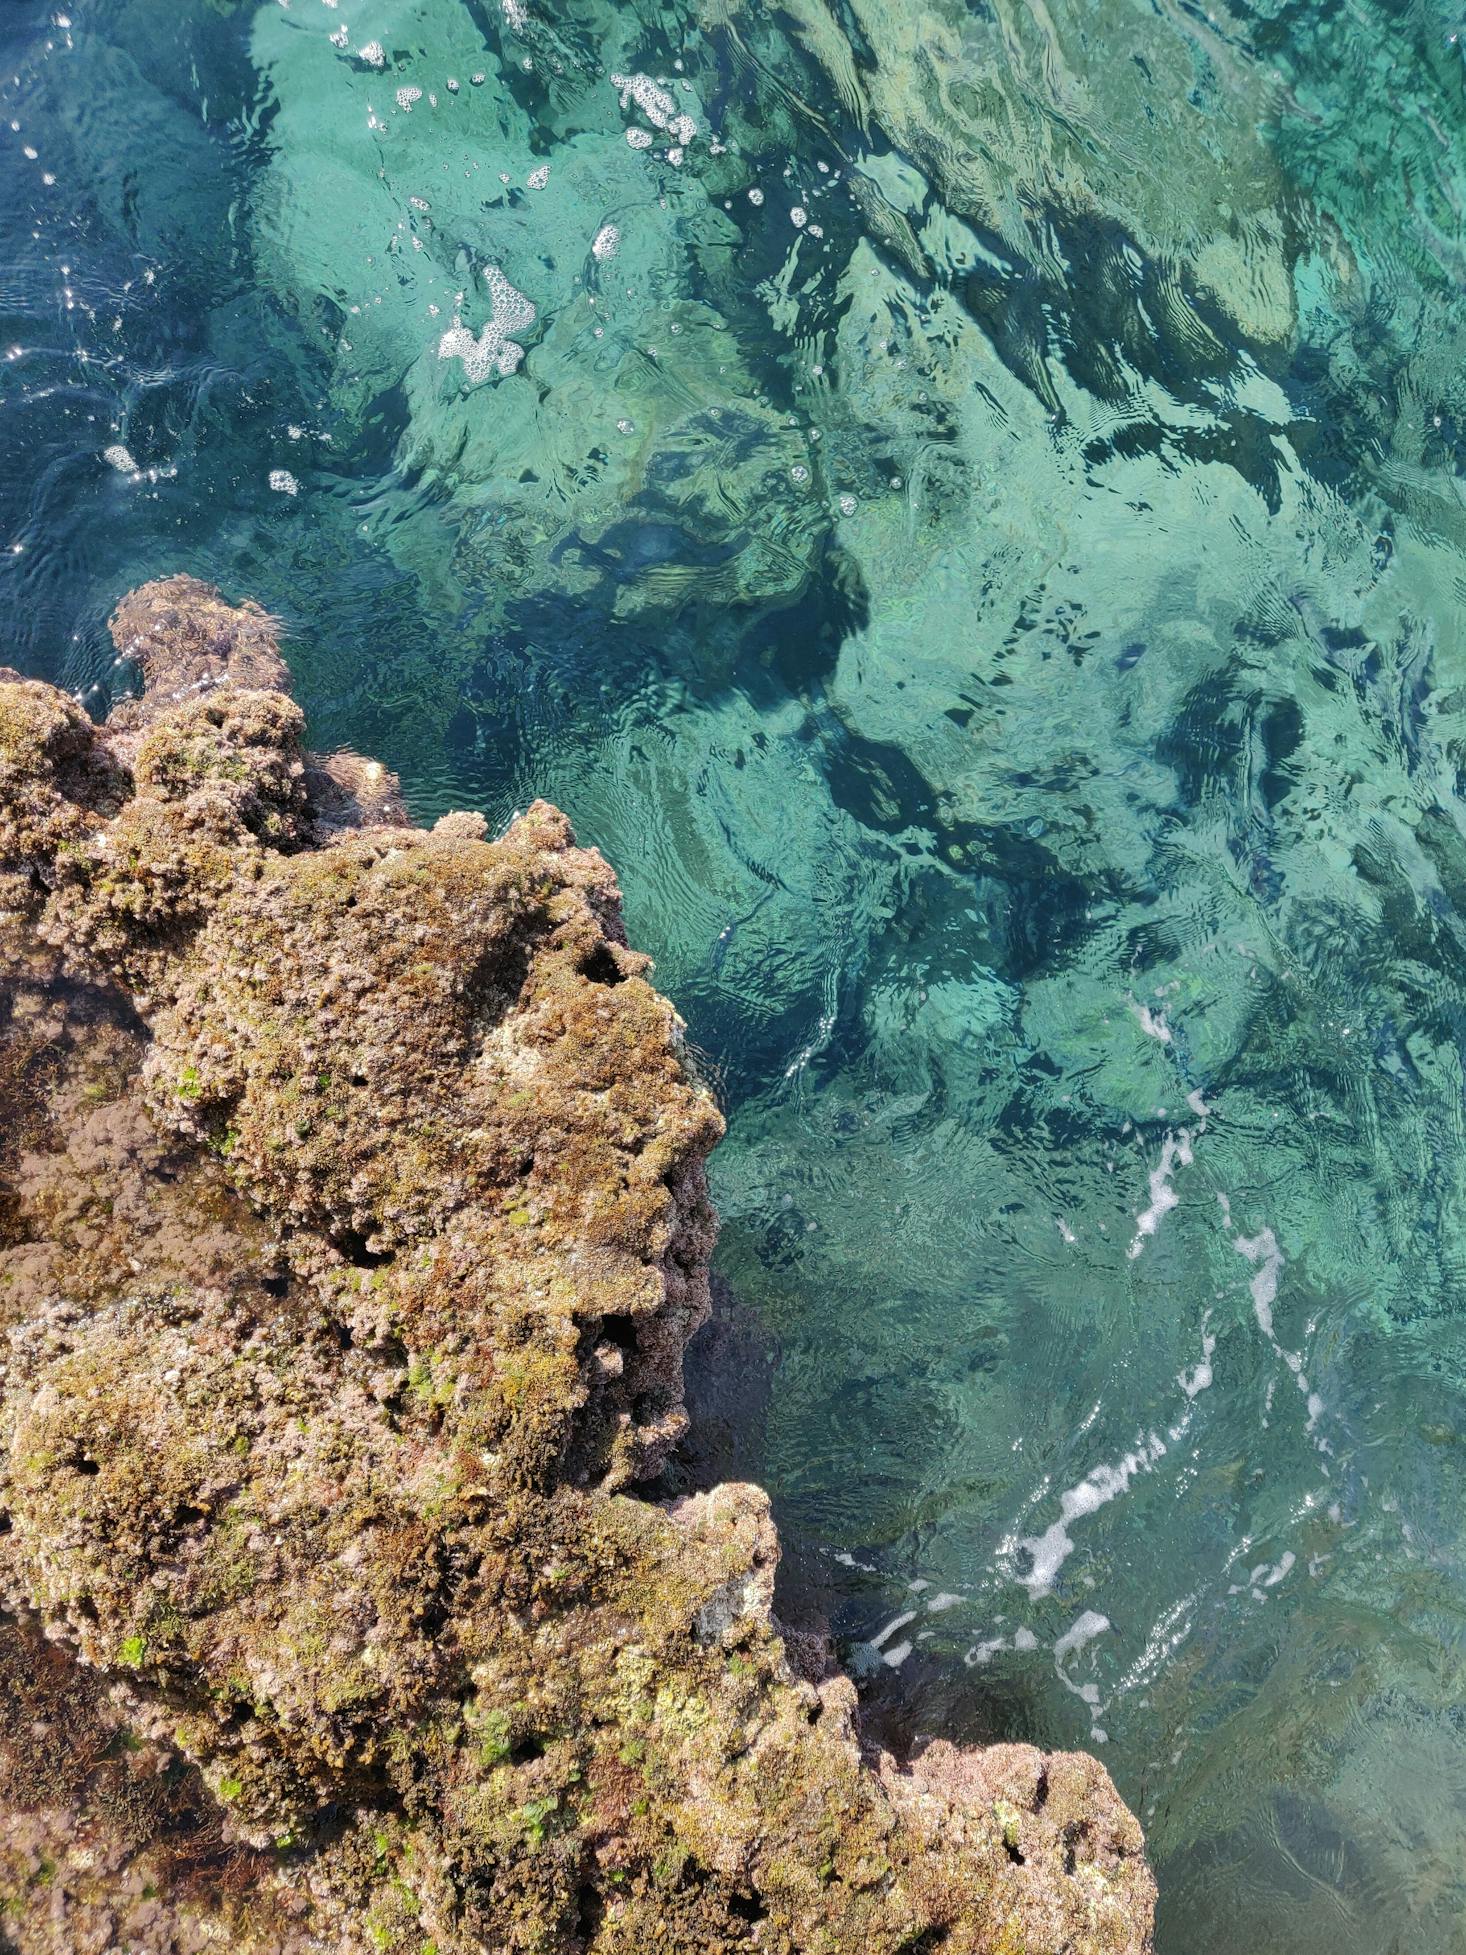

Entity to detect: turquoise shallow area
[8,0,1466,1946]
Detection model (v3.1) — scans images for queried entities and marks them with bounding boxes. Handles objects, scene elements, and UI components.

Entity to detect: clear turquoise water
[7,1,1466,1946]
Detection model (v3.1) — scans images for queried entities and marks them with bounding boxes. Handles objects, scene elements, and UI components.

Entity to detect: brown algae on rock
[0,577,1155,1953]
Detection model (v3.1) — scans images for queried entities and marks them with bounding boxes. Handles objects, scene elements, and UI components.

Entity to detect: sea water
[5,1,1466,1947]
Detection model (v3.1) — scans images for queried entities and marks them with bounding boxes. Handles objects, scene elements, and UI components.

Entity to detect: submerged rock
[0,578,1155,1953]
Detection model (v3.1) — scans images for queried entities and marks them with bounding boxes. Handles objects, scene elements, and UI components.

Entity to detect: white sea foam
[1178,1317,1216,1398]
[1234,1226,1282,1338]
[1127,1130,1193,1259]
[102,444,136,473]
[869,1609,917,1650]
[1130,998,1172,1042]
[966,1621,1040,1666]
[591,224,620,260]
[612,72,697,150]
[1017,1435,1168,1596]
[1053,1609,1111,1729]
[269,468,300,495]
[438,266,534,384]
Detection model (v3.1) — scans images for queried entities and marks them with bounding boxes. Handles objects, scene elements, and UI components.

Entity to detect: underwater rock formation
[0,578,1155,1953]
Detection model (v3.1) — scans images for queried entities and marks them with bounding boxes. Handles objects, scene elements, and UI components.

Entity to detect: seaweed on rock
[0,578,1155,1953]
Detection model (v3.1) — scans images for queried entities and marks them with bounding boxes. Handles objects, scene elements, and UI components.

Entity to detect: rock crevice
[0,578,1154,1954]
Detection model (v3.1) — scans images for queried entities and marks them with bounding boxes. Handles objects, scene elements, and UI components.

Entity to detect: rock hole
[581,942,625,986]
[1034,1764,1049,1810]
[599,1314,638,1355]
[729,1891,767,1923]
[509,1734,545,1765]
[895,1929,950,1955]
[331,1227,392,1269]
[1003,1837,1026,1866]
[73,1457,101,1477]
[260,1272,290,1299]
[575,1881,605,1939]
[173,1503,210,1531]
[416,1597,451,1637]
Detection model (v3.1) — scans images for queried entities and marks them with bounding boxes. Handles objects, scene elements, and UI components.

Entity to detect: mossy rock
[0,580,1155,1955]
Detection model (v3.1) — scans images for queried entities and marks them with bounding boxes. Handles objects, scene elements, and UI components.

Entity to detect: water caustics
[7,0,1466,1948]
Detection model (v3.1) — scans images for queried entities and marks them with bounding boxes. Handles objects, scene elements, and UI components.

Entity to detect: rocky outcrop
[0,579,1155,1954]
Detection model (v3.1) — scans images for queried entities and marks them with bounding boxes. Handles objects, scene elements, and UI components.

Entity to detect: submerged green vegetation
[5,0,1466,1947]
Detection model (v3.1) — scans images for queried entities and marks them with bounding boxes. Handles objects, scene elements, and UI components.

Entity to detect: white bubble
[790,205,807,227]
[102,444,137,474]
[269,469,300,495]
[591,223,620,261]
[626,128,653,150]
[526,164,549,189]
[747,187,764,206]
[396,84,422,111]
[357,40,385,67]
[838,492,857,515]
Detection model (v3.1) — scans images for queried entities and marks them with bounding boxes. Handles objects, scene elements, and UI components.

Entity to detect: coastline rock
[0,578,1155,1953]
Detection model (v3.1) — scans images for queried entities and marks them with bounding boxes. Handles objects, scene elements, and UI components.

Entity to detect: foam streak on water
[6,0,1466,1947]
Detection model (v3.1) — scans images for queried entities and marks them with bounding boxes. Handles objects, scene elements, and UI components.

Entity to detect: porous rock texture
[0,578,1156,1954]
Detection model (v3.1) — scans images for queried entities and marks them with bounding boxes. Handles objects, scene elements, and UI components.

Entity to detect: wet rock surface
[0,579,1155,1953]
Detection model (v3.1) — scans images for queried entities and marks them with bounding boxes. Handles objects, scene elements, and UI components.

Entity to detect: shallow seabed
[6,0,1466,1947]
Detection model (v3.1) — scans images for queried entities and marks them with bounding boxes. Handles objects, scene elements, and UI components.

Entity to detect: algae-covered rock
[0,578,1155,1953]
